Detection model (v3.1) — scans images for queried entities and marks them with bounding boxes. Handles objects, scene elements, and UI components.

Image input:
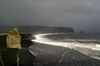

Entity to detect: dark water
[45,33,100,44]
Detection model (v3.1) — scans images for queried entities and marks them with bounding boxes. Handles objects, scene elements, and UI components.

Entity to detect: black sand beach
[0,29,100,66]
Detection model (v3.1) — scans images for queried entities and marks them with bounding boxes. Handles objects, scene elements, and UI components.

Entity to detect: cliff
[0,25,74,33]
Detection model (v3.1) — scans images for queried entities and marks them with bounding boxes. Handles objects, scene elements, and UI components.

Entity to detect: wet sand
[29,42,100,66]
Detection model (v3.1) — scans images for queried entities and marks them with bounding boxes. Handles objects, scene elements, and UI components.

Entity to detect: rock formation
[6,28,21,49]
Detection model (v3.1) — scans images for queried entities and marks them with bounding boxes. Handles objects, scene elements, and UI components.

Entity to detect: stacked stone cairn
[6,28,21,49]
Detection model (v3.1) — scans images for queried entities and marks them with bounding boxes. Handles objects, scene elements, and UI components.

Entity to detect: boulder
[6,28,21,48]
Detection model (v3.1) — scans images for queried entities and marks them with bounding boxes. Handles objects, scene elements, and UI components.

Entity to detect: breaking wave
[31,33,100,60]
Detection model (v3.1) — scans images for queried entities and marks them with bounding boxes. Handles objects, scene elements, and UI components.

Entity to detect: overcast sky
[0,0,100,33]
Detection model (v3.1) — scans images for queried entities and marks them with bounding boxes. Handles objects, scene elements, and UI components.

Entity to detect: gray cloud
[0,0,100,33]
[33,0,95,13]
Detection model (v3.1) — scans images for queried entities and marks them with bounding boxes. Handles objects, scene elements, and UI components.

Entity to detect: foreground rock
[0,33,35,66]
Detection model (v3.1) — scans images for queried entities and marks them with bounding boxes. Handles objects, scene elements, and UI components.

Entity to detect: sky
[0,0,100,33]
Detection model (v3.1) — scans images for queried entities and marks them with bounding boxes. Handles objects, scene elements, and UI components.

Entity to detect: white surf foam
[31,33,100,60]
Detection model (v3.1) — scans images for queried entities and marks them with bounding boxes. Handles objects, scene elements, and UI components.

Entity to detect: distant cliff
[0,25,74,33]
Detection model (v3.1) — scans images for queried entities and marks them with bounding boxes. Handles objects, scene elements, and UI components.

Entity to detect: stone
[6,28,21,48]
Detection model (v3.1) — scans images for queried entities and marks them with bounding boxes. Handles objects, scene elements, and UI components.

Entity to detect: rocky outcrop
[0,26,74,33]
[6,28,21,48]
